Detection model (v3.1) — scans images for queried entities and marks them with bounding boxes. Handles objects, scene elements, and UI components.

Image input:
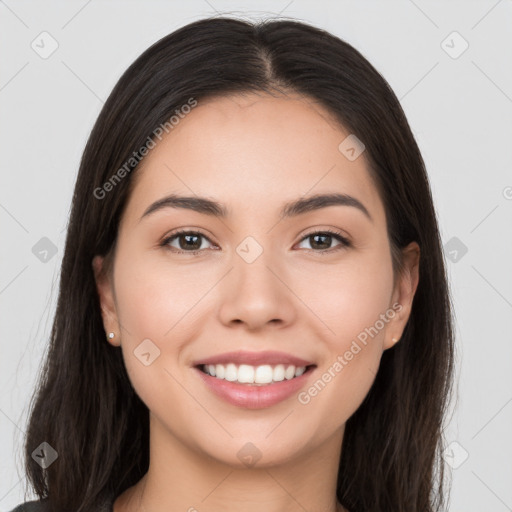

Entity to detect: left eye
[296,230,350,252]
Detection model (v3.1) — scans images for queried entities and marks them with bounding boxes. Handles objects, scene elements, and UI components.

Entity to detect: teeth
[201,363,308,385]
[294,366,305,377]
[239,364,256,383]
[284,365,295,380]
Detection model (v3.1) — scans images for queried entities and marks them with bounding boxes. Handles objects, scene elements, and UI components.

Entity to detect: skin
[93,91,420,512]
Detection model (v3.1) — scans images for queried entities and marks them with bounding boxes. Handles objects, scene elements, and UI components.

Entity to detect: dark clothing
[8,500,48,512]
[8,495,114,512]
[8,501,49,512]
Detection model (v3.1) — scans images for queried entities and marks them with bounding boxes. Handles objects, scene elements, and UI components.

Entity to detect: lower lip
[194,366,316,409]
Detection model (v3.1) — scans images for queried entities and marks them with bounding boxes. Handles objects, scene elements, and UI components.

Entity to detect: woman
[11,15,454,512]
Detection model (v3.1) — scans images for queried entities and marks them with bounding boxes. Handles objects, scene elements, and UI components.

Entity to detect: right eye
[161,229,217,255]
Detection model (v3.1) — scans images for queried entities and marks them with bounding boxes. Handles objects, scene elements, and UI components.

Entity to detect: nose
[217,248,297,332]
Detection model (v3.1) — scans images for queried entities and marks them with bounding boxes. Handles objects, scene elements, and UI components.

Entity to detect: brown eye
[161,230,215,254]
[296,230,351,253]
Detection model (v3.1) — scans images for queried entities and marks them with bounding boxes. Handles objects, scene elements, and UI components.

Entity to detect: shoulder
[7,496,114,512]
[7,499,49,512]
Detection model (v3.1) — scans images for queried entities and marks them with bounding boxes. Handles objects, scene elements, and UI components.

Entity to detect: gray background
[1,1,511,510]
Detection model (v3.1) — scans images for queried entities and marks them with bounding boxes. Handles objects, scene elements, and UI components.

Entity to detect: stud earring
[107,332,115,340]
[392,337,400,344]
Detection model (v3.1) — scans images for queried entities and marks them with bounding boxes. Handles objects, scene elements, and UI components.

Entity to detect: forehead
[122,92,386,227]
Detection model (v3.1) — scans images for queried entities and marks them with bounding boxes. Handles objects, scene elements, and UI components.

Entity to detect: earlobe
[92,255,120,346]
[384,242,420,350]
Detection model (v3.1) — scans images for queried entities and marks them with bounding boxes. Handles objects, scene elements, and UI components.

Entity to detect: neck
[115,413,346,512]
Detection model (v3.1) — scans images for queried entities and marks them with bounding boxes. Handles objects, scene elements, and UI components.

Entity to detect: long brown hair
[19,16,455,512]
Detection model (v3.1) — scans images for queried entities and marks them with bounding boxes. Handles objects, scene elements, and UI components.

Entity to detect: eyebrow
[140,192,372,222]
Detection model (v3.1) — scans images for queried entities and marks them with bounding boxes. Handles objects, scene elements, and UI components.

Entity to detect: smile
[194,364,316,409]
[199,363,308,385]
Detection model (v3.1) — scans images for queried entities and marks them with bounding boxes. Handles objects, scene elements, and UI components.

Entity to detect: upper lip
[193,350,315,368]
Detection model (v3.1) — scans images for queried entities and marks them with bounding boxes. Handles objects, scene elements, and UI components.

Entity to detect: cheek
[300,247,394,344]
[297,346,382,438]
[294,250,393,420]
[112,249,217,394]
[113,249,210,340]
[112,252,198,417]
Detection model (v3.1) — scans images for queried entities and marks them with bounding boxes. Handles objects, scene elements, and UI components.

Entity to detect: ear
[383,241,420,350]
[92,255,121,347]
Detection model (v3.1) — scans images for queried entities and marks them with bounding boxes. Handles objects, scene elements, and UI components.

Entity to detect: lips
[191,350,317,409]
[194,364,316,409]
[192,350,315,368]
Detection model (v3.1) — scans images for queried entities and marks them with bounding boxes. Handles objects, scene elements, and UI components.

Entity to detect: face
[94,91,419,469]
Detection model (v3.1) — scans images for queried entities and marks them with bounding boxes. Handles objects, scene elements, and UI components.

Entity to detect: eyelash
[160,228,351,256]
